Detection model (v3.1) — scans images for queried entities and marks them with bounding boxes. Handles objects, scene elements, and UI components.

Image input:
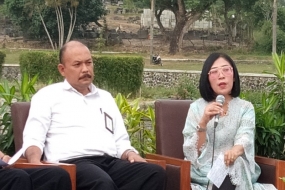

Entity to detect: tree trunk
[169,15,186,54]
[37,8,55,50]
[223,8,233,46]
[155,9,171,41]
[59,7,64,48]
[55,7,61,49]
[55,6,64,49]
[155,9,165,34]
[66,7,77,43]
[178,12,202,51]
[272,0,277,53]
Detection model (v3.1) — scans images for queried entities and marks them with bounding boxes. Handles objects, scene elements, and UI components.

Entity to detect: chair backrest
[11,103,78,190]
[11,102,31,152]
[155,99,192,159]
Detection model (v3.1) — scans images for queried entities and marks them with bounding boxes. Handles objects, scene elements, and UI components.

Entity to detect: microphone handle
[214,115,219,128]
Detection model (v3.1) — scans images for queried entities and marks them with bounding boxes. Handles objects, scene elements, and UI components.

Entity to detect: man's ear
[58,64,65,77]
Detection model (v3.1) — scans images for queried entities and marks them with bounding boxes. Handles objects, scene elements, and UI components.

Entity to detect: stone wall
[2,64,21,81]
[2,65,275,91]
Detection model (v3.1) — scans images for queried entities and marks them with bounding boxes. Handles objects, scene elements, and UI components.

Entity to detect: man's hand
[1,155,11,163]
[127,152,146,163]
[122,149,146,163]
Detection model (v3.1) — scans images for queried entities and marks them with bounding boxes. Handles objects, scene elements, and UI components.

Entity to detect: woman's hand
[224,145,244,166]
[201,102,223,125]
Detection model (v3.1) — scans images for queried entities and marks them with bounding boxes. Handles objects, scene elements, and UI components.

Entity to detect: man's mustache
[79,74,92,80]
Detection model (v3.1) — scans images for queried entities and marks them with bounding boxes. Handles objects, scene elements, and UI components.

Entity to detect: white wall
[141,9,212,29]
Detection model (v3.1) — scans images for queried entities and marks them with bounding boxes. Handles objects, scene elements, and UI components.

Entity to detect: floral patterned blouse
[182,97,276,190]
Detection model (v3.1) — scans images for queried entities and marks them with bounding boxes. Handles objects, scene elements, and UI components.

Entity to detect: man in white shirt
[23,40,166,190]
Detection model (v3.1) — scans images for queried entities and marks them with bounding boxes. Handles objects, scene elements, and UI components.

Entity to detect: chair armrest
[15,157,29,163]
[255,156,285,190]
[13,158,76,190]
[146,153,191,190]
[146,158,166,169]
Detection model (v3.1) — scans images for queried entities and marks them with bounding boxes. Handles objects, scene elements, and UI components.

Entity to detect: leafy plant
[0,71,39,154]
[115,93,155,157]
[254,52,285,159]
[13,71,38,102]
[0,102,14,154]
[176,76,199,100]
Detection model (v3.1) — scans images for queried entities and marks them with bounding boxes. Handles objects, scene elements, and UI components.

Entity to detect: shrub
[19,51,62,83]
[115,93,155,156]
[93,56,144,97]
[0,71,38,155]
[254,52,285,159]
[176,76,200,100]
[19,52,144,97]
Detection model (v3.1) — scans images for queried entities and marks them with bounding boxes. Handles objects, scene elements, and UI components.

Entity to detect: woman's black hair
[199,52,240,102]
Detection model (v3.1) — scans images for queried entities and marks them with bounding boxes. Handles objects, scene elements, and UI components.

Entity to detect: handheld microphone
[214,95,225,127]
[206,94,225,190]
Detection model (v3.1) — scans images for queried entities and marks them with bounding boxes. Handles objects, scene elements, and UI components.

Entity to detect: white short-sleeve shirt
[23,80,136,162]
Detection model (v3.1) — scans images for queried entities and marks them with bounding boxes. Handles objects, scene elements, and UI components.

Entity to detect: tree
[43,0,79,49]
[220,0,258,46]
[24,0,56,49]
[124,0,136,12]
[252,0,272,27]
[8,0,78,49]
[75,0,106,28]
[253,0,285,53]
[154,0,216,54]
[4,0,105,49]
[277,6,285,31]
[280,0,285,6]
[272,0,277,53]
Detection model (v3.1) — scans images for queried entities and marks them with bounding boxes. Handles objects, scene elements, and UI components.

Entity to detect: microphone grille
[216,95,225,105]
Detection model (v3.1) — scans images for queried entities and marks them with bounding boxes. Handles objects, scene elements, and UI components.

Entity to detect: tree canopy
[4,0,105,48]
[153,0,216,54]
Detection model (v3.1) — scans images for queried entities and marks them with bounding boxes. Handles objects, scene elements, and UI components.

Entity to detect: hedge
[19,52,144,96]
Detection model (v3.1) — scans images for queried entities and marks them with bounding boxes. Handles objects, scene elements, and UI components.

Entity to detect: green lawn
[2,49,56,64]
[1,48,276,74]
[2,49,23,64]
[144,60,275,74]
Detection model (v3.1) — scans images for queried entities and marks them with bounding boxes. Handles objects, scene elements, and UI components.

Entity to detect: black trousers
[212,175,235,190]
[62,155,166,190]
[0,166,71,190]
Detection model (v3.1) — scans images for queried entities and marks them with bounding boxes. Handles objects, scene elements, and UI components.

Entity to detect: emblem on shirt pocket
[104,112,113,134]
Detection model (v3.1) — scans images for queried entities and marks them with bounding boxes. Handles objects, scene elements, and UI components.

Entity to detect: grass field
[144,59,275,73]
[2,49,56,64]
[1,48,276,74]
